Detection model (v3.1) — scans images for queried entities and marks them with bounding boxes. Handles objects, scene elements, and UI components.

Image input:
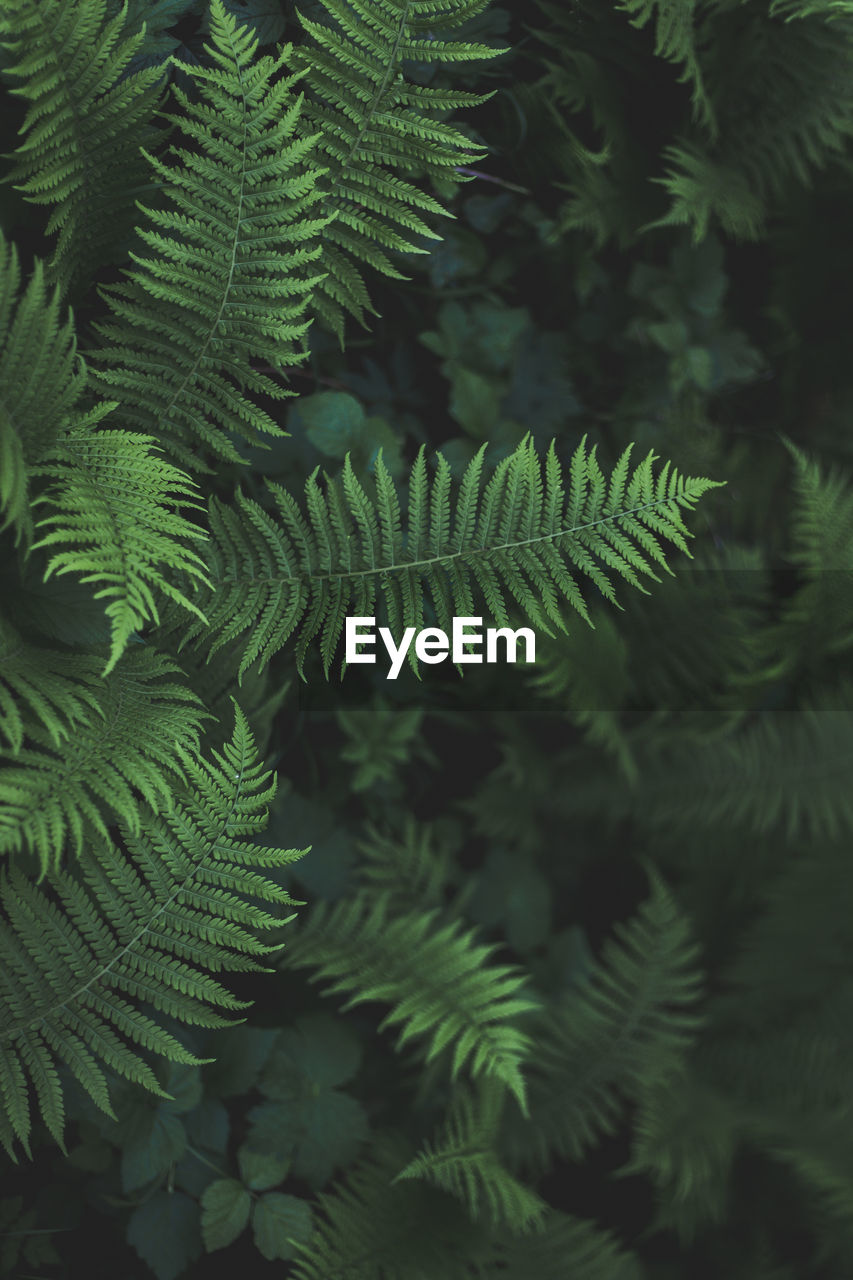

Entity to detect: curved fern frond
[198,433,723,676]
[282,889,540,1114]
[0,703,306,1157]
[0,234,85,541]
[90,0,329,466]
[501,872,704,1174]
[294,0,503,337]
[0,618,103,757]
[393,1080,547,1233]
[0,0,164,298]
[0,647,206,871]
[32,415,211,674]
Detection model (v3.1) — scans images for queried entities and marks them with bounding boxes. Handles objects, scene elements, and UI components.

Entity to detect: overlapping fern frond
[756,440,853,679]
[358,817,453,910]
[607,684,853,843]
[282,889,540,1113]
[0,0,164,297]
[653,5,853,238]
[0,618,103,757]
[618,0,711,128]
[0,648,206,871]
[293,0,503,337]
[393,1079,547,1233]
[501,873,704,1174]
[290,1136,486,1280]
[0,704,305,1156]
[196,433,723,676]
[32,417,210,674]
[0,234,85,541]
[0,230,211,671]
[90,0,329,467]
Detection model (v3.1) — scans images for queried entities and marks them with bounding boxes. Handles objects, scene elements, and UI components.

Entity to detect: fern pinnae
[0,703,306,1156]
[0,0,165,298]
[0,233,85,543]
[0,648,206,872]
[197,434,722,677]
[292,0,503,336]
[393,1079,547,1233]
[0,619,104,757]
[90,0,330,467]
[282,889,539,1114]
[32,417,211,675]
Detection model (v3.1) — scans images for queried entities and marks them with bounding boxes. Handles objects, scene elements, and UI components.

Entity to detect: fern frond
[282,889,540,1114]
[647,143,767,241]
[393,1080,547,1233]
[0,233,85,541]
[621,1070,737,1242]
[502,872,703,1174]
[485,1209,644,1280]
[757,440,853,678]
[293,0,503,337]
[90,0,329,466]
[0,618,103,757]
[197,433,723,676]
[31,415,211,674]
[290,1135,486,1280]
[358,817,453,909]
[0,647,206,871]
[626,684,853,842]
[652,8,853,239]
[0,0,164,297]
[618,0,712,129]
[0,703,305,1156]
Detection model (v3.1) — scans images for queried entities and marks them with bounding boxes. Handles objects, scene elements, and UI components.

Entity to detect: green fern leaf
[31,416,211,674]
[618,684,853,842]
[0,233,85,541]
[0,647,206,871]
[393,1079,547,1233]
[0,618,103,757]
[89,0,329,466]
[0,702,306,1156]
[649,9,853,239]
[197,434,723,676]
[282,889,540,1114]
[0,0,164,297]
[502,872,704,1174]
[290,1134,485,1280]
[293,0,504,337]
[358,817,453,910]
[618,0,711,128]
[757,440,853,678]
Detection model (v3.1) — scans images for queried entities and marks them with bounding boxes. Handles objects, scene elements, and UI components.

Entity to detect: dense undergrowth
[2,1,853,1277]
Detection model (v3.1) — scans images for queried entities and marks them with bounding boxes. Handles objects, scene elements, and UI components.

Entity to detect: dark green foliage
[292,0,503,337]
[90,3,329,466]
[0,0,165,297]
[0,703,304,1158]
[1,0,850,1276]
